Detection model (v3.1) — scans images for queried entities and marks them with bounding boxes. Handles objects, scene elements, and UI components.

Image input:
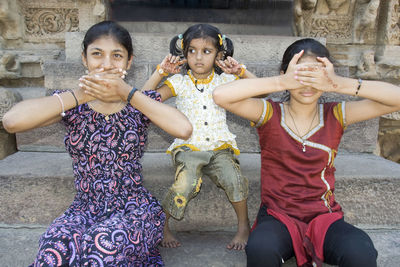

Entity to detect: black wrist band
[68,89,79,107]
[127,87,138,103]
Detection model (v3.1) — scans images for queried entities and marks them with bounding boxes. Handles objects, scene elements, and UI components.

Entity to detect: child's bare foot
[161,226,181,248]
[226,224,250,250]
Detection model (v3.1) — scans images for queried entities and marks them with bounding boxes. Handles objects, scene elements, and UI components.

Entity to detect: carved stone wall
[0,0,108,158]
[294,0,400,162]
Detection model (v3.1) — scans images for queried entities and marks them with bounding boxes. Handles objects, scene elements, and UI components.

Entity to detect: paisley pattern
[31,90,165,266]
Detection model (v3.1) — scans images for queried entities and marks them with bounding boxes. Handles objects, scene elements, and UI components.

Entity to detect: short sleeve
[333,101,346,129]
[164,74,184,96]
[53,89,80,127]
[250,99,273,128]
[220,72,239,83]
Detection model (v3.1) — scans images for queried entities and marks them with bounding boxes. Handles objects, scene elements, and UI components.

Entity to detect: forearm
[3,90,85,133]
[129,91,192,139]
[214,76,284,106]
[141,69,165,91]
[337,77,400,108]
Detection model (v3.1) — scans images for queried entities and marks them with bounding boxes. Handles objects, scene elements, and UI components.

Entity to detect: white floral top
[165,70,240,154]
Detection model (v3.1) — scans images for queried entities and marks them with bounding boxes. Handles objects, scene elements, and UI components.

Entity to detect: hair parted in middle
[169,23,234,74]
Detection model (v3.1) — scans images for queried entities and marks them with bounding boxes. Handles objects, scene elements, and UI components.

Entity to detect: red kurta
[257,100,344,267]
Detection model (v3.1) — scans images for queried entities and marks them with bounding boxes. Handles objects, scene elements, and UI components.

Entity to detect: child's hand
[294,57,341,92]
[160,54,187,74]
[216,56,243,76]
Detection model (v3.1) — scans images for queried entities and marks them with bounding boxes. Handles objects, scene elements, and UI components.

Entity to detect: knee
[246,234,282,267]
[340,237,377,266]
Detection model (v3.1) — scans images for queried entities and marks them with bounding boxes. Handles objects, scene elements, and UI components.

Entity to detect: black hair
[280,38,330,103]
[82,21,133,59]
[280,38,330,74]
[169,23,234,74]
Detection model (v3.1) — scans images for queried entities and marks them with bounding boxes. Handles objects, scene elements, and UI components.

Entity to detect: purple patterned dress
[31,90,165,266]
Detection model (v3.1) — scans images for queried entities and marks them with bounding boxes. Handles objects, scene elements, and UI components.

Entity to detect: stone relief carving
[0,53,21,80]
[24,8,79,38]
[293,0,356,43]
[384,0,400,45]
[293,0,318,36]
[356,50,378,79]
[324,0,349,15]
[353,0,380,44]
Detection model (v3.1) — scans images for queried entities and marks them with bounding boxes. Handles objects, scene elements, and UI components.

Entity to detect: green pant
[162,146,248,220]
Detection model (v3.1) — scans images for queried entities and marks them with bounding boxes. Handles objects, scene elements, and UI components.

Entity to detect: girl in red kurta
[213,38,400,267]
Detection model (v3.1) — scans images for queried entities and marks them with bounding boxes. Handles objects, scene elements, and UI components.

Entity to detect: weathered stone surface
[1,225,399,267]
[378,119,400,164]
[0,0,24,49]
[0,128,16,160]
[1,152,400,228]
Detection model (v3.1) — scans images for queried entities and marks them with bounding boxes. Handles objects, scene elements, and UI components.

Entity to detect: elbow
[179,123,193,140]
[2,113,18,133]
[212,89,226,108]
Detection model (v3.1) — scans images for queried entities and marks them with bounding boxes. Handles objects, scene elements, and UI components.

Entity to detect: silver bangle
[53,93,66,117]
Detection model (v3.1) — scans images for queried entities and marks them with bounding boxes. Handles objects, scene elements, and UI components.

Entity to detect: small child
[142,23,256,250]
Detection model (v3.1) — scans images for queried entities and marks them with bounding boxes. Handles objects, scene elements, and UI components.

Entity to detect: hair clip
[218,34,226,46]
[218,34,223,46]
[178,34,184,49]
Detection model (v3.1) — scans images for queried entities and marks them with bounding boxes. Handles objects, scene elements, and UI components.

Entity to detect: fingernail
[119,68,122,72]
[121,75,125,79]
[79,83,83,87]
[300,81,304,84]
[294,70,298,74]
[94,74,100,78]
[295,76,298,79]
[79,78,83,81]
[123,70,127,75]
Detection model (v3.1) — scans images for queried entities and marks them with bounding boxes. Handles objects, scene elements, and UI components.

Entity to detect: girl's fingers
[289,50,304,67]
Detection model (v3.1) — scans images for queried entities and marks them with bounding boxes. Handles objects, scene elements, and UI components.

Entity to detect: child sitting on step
[142,23,256,250]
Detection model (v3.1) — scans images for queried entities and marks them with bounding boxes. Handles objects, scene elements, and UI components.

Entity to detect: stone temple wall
[0,0,108,159]
[293,0,400,163]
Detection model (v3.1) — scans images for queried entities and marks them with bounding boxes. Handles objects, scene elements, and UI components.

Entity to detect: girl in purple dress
[3,21,192,266]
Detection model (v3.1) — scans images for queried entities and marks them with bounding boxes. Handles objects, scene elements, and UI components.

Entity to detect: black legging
[246,206,377,267]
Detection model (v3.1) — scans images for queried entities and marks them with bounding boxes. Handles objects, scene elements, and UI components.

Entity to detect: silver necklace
[286,104,318,152]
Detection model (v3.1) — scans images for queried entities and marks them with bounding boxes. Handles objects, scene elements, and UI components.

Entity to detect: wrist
[157,64,169,77]
[238,64,246,77]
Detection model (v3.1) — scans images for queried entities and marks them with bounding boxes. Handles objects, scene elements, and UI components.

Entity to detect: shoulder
[165,74,187,96]
[329,101,346,129]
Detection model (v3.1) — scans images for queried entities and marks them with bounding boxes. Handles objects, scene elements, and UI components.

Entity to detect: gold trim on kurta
[164,80,177,96]
[251,99,273,127]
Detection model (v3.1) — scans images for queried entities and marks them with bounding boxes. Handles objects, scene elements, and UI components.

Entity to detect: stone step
[0,224,399,267]
[1,152,399,230]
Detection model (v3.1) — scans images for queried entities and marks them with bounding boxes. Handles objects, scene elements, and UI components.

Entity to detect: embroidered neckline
[280,103,324,151]
[188,69,215,85]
